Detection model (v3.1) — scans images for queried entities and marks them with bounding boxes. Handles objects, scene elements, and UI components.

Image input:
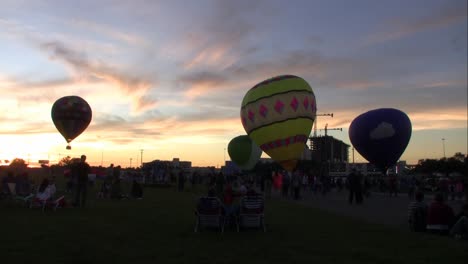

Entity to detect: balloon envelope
[51,96,92,148]
[227,135,262,170]
[349,108,412,171]
[241,75,316,171]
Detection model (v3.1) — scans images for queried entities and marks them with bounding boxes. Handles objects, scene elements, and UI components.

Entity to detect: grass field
[1,183,466,264]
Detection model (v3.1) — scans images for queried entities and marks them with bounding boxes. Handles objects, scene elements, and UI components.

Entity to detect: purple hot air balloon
[349,108,412,172]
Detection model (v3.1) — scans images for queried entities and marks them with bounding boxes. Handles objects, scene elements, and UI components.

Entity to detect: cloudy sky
[0,0,466,167]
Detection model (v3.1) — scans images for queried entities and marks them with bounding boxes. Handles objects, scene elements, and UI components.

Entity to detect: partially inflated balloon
[241,75,316,171]
[349,108,412,172]
[227,135,262,170]
[51,96,92,150]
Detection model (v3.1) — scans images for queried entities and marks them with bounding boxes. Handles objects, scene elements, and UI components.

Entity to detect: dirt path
[273,189,465,229]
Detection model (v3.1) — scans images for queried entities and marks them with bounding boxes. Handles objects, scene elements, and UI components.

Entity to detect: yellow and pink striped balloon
[241,75,316,171]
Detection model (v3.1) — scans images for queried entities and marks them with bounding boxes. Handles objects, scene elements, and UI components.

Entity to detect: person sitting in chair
[2,171,16,196]
[427,193,455,235]
[450,204,468,240]
[16,172,32,197]
[36,178,56,202]
[407,191,427,232]
[197,188,220,212]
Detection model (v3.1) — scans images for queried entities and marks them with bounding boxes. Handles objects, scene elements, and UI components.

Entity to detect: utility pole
[130,158,132,168]
[140,149,144,166]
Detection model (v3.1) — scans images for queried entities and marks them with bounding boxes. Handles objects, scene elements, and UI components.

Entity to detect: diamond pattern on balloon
[259,104,268,118]
[274,100,284,114]
[248,110,255,122]
[303,97,309,109]
[310,98,315,112]
[290,97,298,112]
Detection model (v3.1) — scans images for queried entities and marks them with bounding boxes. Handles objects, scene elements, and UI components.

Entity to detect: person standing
[177,170,185,192]
[292,170,301,200]
[216,172,225,197]
[264,169,273,199]
[388,173,398,197]
[74,155,90,207]
[282,171,290,198]
[454,179,464,201]
[347,169,362,204]
[107,164,115,180]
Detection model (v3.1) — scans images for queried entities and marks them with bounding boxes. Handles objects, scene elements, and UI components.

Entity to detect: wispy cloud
[176,71,229,99]
[173,0,270,71]
[40,41,156,113]
[365,3,467,45]
[0,18,157,114]
[420,80,467,89]
[333,81,386,90]
[69,19,149,47]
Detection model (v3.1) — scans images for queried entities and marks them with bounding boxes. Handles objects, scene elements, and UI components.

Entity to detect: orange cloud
[183,45,238,70]
[334,81,386,90]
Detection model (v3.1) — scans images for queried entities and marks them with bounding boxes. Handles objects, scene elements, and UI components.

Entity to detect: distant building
[345,160,408,177]
[309,135,350,163]
[142,158,192,184]
[223,161,241,175]
[345,162,381,177]
[0,159,10,166]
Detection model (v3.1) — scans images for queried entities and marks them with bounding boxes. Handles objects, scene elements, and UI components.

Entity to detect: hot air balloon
[227,135,262,170]
[348,108,412,172]
[51,96,92,150]
[241,75,317,171]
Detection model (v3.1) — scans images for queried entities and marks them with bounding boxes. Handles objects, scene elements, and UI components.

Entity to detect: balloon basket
[66,145,71,150]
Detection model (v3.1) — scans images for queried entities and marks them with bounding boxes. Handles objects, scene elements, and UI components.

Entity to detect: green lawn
[1,184,466,264]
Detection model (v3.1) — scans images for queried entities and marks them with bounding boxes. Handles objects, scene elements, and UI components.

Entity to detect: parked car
[422,178,439,192]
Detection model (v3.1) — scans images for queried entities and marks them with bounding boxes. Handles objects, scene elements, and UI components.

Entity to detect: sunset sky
[0,0,466,167]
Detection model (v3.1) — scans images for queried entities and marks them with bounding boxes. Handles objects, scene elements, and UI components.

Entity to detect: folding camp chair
[7,183,16,196]
[30,195,65,212]
[237,195,266,232]
[15,193,34,207]
[194,197,225,233]
[3,183,29,205]
[4,183,17,201]
[48,195,66,211]
[11,182,34,207]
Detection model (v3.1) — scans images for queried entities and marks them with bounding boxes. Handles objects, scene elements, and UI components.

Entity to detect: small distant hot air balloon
[227,135,262,171]
[348,108,412,173]
[51,96,92,150]
[241,75,317,171]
